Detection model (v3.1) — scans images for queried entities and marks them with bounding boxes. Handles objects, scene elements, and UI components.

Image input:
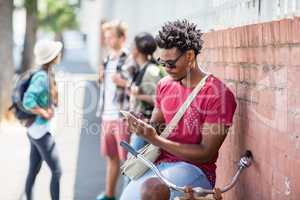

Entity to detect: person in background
[98,19,109,84]
[129,32,164,151]
[23,40,62,200]
[96,20,130,200]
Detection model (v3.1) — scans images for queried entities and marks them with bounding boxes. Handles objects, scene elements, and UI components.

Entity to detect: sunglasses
[157,52,185,69]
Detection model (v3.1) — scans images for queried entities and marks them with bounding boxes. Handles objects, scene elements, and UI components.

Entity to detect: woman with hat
[22,40,62,200]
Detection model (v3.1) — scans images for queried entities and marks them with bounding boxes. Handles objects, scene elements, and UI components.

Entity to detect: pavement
[0,41,123,200]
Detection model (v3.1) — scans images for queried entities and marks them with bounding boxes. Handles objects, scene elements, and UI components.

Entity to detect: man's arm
[111,73,128,88]
[127,114,229,164]
[149,107,166,135]
[153,123,229,163]
[98,64,104,82]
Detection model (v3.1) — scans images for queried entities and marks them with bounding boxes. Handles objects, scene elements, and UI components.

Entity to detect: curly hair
[155,19,203,55]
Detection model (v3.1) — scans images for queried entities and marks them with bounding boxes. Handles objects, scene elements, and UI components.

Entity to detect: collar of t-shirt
[109,47,128,61]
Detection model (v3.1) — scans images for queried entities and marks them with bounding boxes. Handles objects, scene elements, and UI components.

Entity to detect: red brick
[279,18,293,44]
[253,47,264,64]
[235,27,242,48]
[228,29,234,48]
[225,64,240,81]
[239,48,249,63]
[231,48,238,63]
[290,46,300,66]
[287,66,300,91]
[253,101,276,125]
[261,180,272,200]
[217,31,223,48]
[224,48,233,63]
[259,161,273,186]
[248,25,255,47]
[265,46,275,65]
[210,32,217,48]
[222,30,227,47]
[292,17,300,43]
[245,66,253,83]
[274,47,291,66]
[209,49,216,62]
[249,24,261,47]
[247,48,255,64]
[216,49,222,62]
[225,30,230,48]
[272,20,281,44]
[247,86,259,105]
[262,22,273,46]
[203,33,212,49]
[241,26,249,47]
[290,160,300,199]
[237,83,249,99]
[257,23,264,46]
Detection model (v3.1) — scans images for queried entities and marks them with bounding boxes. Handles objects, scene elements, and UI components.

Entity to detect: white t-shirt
[102,58,120,120]
[28,121,51,139]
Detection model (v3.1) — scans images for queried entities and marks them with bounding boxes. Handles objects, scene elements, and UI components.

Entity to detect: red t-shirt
[155,75,237,187]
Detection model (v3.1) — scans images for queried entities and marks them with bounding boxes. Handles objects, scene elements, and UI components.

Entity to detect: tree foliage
[39,0,78,34]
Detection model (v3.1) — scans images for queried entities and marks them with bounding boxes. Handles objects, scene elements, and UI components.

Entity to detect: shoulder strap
[132,62,150,86]
[103,56,110,70]
[160,74,210,138]
[116,52,128,72]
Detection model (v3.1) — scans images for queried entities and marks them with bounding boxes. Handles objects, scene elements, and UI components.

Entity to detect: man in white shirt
[96,20,130,200]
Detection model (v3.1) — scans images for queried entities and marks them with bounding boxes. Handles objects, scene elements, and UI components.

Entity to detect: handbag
[121,74,210,180]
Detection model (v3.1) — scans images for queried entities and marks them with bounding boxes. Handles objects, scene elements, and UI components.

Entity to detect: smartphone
[120,110,139,121]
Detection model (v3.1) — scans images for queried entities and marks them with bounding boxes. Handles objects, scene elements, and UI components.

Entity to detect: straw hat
[34,40,63,65]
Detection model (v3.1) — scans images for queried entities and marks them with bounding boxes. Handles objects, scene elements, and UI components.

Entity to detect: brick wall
[198,17,300,200]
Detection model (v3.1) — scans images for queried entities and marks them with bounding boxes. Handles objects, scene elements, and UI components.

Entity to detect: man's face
[104,29,124,50]
[130,44,139,62]
[158,48,189,81]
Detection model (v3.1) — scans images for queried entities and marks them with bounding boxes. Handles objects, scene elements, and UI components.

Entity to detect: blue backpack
[9,69,41,123]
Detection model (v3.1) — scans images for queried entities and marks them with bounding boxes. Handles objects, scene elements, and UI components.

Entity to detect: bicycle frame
[120,141,252,199]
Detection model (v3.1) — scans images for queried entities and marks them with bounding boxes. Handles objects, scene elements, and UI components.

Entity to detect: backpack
[9,69,41,124]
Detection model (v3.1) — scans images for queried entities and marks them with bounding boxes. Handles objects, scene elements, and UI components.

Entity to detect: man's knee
[141,177,170,200]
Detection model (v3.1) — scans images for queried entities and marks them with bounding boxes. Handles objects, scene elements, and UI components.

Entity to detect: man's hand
[98,70,104,82]
[127,113,159,144]
[111,73,127,87]
[98,64,104,83]
[130,85,139,96]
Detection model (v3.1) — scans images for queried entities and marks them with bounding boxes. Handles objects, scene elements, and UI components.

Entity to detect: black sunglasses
[157,52,185,69]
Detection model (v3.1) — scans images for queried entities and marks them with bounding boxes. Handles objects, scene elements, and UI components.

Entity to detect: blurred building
[79,0,300,69]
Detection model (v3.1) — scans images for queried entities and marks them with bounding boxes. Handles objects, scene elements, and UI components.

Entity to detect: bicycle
[120,141,253,200]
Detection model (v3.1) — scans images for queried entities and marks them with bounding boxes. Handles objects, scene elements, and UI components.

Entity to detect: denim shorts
[120,161,212,200]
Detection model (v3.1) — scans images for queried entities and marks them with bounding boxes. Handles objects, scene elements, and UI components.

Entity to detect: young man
[120,19,237,200]
[97,20,130,200]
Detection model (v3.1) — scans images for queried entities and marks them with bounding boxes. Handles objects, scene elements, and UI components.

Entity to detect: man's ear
[185,50,195,62]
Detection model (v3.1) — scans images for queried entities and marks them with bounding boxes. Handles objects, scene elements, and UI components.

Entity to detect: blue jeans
[130,134,147,151]
[120,162,212,200]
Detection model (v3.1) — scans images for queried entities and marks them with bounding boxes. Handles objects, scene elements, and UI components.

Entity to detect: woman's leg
[25,137,43,200]
[120,162,212,200]
[32,133,62,200]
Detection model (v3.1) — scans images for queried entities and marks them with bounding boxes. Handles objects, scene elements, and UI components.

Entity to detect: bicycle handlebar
[120,141,253,198]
